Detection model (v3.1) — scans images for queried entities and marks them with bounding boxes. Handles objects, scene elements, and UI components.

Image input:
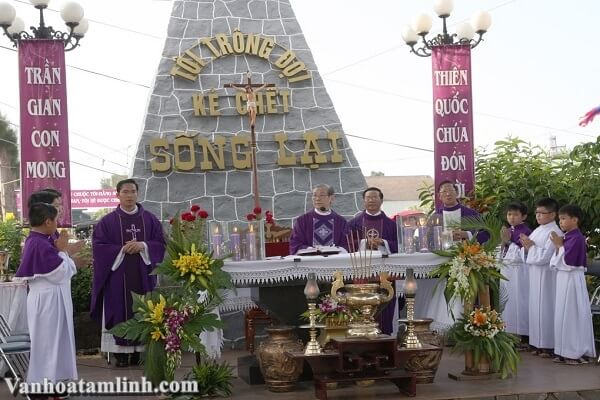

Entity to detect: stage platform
[1,348,598,399]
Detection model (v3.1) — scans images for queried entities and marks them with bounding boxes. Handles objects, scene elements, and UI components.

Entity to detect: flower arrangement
[301,294,357,325]
[111,292,221,383]
[246,206,263,221]
[448,307,520,378]
[158,207,232,296]
[430,215,506,305]
[170,204,209,246]
[111,205,233,386]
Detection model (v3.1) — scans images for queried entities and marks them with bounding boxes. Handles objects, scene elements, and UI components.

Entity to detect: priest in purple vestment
[90,179,166,367]
[289,184,349,255]
[348,187,398,334]
[436,180,489,244]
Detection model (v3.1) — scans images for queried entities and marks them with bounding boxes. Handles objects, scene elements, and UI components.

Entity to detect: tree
[0,113,19,218]
[100,173,127,189]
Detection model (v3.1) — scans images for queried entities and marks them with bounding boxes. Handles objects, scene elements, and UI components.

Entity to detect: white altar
[220,252,457,333]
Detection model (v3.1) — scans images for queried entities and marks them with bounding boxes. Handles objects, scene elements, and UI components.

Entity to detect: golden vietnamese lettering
[149,132,343,172]
[170,31,311,83]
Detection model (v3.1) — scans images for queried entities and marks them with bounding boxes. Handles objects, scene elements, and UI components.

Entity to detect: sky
[1,0,600,191]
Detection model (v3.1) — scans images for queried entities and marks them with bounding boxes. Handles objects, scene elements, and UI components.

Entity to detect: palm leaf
[460,214,504,252]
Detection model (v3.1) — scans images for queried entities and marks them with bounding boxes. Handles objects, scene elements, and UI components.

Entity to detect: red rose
[181,212,192,220]
[169,218,174,225]
[189,214,197,221]
[246,213,256,221]
[253,207,262,215]
[190,204,201,212]
[198,210,209,219]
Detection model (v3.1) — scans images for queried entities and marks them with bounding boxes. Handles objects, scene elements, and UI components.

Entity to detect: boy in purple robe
[499,201,532,339]
[14,203,78,386]
[90,179,166,367]
[549,204,596,364]
[348,187,398,334]
[289,184,348,255]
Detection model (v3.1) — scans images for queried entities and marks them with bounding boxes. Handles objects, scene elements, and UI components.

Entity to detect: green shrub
[0,219,24,272]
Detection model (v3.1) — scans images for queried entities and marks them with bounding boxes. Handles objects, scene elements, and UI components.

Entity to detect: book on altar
[296,245,345,256]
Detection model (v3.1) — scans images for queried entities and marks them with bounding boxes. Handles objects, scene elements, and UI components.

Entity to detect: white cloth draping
[501,243,530,335]
[222,252,447,285]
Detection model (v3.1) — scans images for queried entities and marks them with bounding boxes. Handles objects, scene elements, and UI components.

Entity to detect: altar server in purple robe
[520,197,563,358]
[549,204,596,364]
[14,203,78,384]
[90,179,166,367]
[348,187,398,334]
[499,201,532,338]
[289,184,348,255]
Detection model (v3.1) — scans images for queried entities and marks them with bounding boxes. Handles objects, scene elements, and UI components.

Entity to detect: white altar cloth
[222,252,447,285]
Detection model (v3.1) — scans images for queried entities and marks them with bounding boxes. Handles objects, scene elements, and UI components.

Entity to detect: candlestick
[403,268,421,349]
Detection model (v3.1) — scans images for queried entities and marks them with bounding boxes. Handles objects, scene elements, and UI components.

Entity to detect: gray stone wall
[132,0,367,226]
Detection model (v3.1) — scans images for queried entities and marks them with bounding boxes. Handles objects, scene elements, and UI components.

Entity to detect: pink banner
[71,189,119,209]
[18,39,71,227]
[432,45,474,208]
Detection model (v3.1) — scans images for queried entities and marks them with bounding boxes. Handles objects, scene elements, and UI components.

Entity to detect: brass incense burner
[330,271,394,338]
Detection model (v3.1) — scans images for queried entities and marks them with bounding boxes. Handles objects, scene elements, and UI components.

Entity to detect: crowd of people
[9,179,597,399]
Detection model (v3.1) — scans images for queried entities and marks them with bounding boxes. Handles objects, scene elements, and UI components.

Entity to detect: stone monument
[131,0,367,225]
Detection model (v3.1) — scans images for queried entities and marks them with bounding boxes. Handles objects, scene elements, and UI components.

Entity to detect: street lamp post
[401,0,491,209]
[0,0,88,227]
[0,0,88,50]
[401,0,491,57]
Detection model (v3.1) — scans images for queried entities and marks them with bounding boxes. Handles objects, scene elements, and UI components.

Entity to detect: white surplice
[550,247,596,360]
[26,252,78,383]
[523,222,562,349]
[501,243,529,335]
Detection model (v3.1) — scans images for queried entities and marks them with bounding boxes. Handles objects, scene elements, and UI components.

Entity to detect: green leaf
[145,340,167,385]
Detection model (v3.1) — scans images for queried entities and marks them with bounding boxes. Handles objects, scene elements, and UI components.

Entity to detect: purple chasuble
[15,231,63,279]
[436,203,490,244]
[563,229,587,267]
[90,204,166,346]
[348,211,398,253]
[289,209,348,255]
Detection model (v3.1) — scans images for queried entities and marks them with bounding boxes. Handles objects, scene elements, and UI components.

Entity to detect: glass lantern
[245,220,265,261]
[227,221,245,261]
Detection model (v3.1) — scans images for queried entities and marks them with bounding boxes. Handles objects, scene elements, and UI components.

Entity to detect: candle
[211,225,223,258]
[433,226,443,251]
[417,226,429,252]
[230,226,242,261]
[441,230,453,250]
[246,223,257,261]
[403,227,415,254]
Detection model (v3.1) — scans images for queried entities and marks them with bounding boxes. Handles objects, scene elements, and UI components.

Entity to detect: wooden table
[287,336,416,400]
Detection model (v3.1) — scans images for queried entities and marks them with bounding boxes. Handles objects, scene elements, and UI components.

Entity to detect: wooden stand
[287,336,416,400]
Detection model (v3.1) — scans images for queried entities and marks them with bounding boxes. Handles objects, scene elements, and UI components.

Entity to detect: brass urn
[256,326,304,392]
[330,271,394,337]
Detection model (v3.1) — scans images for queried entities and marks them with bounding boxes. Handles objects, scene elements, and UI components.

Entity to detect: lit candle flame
[249,224,254,233]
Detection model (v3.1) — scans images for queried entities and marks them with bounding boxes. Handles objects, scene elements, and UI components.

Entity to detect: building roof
[364,175,433,201]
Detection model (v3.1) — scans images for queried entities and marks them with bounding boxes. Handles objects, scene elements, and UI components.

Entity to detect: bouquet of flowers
[430,215,506,304]
[111,204,233,385]
[158,206,233,298]
[448,307,520,378]
[301,294,357,325]
[110,292,222,383]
